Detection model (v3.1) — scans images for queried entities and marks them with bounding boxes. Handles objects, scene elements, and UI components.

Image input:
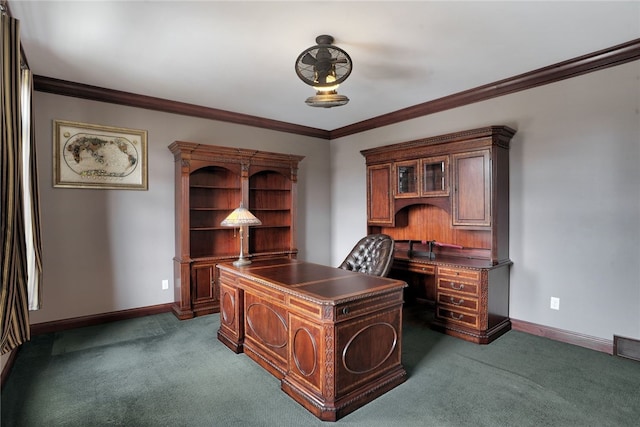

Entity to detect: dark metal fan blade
[316,72,329,84]
[301,52,317,65]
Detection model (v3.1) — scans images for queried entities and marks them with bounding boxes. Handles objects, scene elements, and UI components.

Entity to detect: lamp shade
[220,204,261,267]
[221,204,262,227]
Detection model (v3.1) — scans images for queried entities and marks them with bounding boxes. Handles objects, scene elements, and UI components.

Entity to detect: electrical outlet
[550,297,560,310]
[162,279,169,290]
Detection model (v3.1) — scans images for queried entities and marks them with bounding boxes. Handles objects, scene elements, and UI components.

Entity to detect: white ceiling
[8,1,640,131]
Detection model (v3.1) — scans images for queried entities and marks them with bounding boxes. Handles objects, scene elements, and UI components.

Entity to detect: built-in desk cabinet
[169,141,304,319]
[361,126,516,344]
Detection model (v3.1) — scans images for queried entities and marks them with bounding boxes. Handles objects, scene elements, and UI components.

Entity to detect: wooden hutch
[361,126,516,344]
[169,141,304,320]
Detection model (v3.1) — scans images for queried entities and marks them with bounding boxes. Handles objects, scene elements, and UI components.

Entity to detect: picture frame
[53,120,148,190]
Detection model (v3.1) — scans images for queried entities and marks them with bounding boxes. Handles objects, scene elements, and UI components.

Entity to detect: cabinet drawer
[437,292,478,312]
[238,277,287,303]
[436,307,479,328]
[335,290,404,321]
[406,263,435,275]
[437,266,480,281]
[437,279,478,296]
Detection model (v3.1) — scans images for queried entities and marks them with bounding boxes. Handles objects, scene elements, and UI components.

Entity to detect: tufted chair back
[338,234,395,277]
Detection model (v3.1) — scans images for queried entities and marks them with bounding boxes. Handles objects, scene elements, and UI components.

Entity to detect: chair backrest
[338,234,395,277]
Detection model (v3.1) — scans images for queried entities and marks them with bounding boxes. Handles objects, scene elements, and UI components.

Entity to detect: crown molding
[33,76,331,140]
[330,38,640,139]
[34,38,640,141]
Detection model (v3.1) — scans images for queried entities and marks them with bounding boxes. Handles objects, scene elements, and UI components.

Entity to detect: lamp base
[232,258,252,267]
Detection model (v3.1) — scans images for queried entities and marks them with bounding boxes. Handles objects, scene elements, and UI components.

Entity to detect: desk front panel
[244,290,289,377]
[217,259,408,421]
[286,303,403,399]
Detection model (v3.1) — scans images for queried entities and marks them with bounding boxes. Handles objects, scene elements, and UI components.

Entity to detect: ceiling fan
[295,35,353,108]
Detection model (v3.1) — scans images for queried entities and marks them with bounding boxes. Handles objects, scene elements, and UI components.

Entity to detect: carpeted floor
[2,309,639,426]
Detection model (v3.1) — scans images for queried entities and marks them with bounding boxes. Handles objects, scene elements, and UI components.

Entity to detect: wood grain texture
[217,258,407,421]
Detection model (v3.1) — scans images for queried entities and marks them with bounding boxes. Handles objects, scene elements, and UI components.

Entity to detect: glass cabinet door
[395,160,419,198]
[421,156,449,197]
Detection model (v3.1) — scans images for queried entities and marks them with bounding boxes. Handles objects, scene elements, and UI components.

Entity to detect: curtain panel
[21,68,43,311]
[1,12,31,354]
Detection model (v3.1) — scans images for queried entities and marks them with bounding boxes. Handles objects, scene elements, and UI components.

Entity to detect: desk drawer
[406,263,435,275]
[238,277,287,303]
[437,292,478,312]
[437,278,478,296]
[436,306,479,329]
[437,266,480,281]
[335,290,404,321]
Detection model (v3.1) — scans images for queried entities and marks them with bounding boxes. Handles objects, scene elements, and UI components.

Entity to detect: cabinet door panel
[421,155,449,197]
[218,279,243,351]
[452,150,491,227]
[192,263,217,303]
[288,313,323,395]
[335,308,402,397]
[395,160,419,198]
[367,164,394,226]
[244,292,289,374]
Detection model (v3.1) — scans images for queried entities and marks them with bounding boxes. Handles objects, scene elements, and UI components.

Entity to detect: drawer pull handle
[342,307,350,315]
[449,297,464,306]
[450,283,464,291]
[450,312,464,320]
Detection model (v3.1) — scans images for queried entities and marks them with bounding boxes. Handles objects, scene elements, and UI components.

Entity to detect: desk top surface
[217,258,406,304]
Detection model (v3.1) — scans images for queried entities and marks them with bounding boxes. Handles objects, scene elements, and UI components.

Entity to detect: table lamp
[220,203,262,266]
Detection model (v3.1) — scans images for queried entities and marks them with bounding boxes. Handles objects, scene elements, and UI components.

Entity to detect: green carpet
[2,310,639,426]
[51,316,166,355]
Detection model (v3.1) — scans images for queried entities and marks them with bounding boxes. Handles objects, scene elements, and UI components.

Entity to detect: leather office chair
[339,234,395,277]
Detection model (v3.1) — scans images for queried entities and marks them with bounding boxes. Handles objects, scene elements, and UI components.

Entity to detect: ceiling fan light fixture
[313,74,339,92]
[305,92,350,108]
[295,35,352,108]
[314,83,340,93]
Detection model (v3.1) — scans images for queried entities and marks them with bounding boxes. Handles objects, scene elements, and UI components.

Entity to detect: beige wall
[330,60,640,341]
[26,60,640,343]
[30,93,331,324]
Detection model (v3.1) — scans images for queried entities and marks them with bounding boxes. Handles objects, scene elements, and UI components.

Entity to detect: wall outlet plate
[162,279,169,290]
[550,297,560,310]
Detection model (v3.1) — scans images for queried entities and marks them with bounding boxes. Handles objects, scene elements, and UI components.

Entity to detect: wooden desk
[217,258,407,421]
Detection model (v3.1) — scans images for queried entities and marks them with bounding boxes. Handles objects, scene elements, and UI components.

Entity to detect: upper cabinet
[395,160,419,198]
[452,149,491,227]
[169,141,304,320]
[394,156,449,199]
[421,155,449,197]
[366,163,394,226]
[361,126,515,265]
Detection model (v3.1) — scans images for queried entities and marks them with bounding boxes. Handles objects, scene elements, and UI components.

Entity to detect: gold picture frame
[53,120,148,190]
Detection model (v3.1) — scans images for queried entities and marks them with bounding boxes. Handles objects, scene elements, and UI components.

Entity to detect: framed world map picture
[53,120,148,190]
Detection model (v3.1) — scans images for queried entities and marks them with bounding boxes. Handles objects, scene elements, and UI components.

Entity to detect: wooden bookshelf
[169,141,304,319]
